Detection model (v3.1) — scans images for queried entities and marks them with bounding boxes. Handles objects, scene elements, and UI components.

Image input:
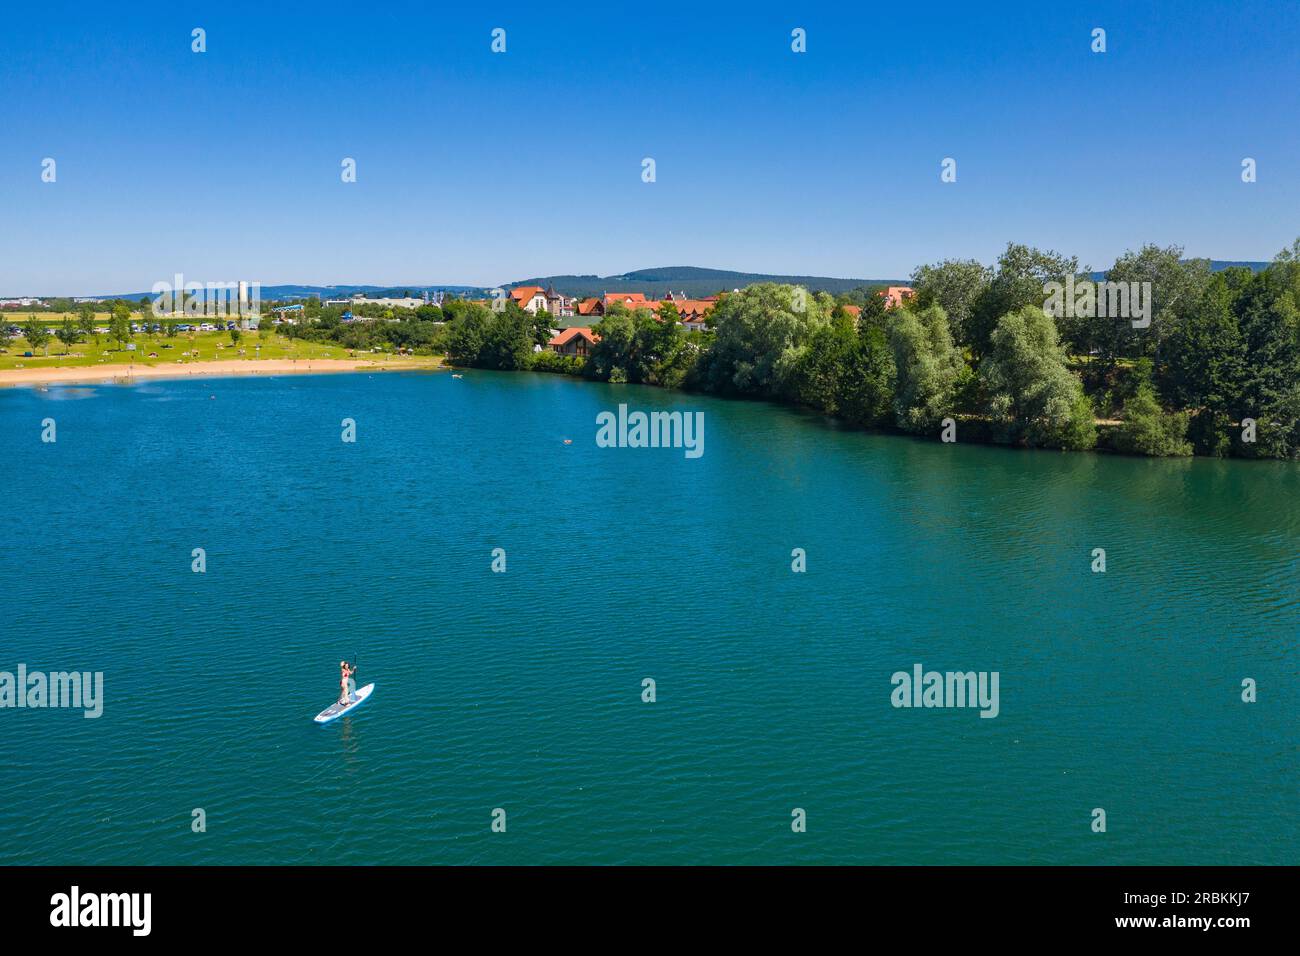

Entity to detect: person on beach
[339,660,356,705]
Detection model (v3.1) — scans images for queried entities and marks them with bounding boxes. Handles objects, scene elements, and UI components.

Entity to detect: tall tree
[979,306,1095,449]
[1156,272,1244,454]
[22,317,51,356]
[444,302,491,365]
[477,304,534,370]
[54,317,82,354]
[968,243,1082,358]
[909,258,992,348]
[1231,252,1300,458]
[110,304,133,351]
[588,306,638,381]
[888,305,968,433]
[693,283,831,396]
[790,313,894,426]
[1062,245,1211,374]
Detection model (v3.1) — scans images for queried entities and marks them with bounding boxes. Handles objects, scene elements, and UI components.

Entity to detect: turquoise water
[1,370,1296,865]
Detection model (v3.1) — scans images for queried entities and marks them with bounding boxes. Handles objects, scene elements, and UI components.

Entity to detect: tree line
[279,240,1300,460]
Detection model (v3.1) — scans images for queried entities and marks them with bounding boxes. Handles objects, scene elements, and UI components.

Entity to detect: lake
[0,369,1295,864]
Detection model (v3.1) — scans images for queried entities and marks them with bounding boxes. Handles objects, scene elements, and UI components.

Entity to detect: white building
[350,295,425,310]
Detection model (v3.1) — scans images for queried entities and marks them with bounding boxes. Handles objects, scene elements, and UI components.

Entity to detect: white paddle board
[314,683,375,724]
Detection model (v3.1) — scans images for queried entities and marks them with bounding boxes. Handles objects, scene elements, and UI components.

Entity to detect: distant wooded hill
[1088,260,1268,281]
[511,261,1272,299]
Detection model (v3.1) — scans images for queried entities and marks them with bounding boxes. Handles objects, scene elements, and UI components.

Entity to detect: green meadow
[0,324,421,371]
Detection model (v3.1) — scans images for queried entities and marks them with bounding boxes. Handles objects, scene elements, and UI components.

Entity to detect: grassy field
[0,327,434,371]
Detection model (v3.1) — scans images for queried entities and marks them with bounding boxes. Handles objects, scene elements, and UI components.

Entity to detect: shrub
[1113,387,1193,456]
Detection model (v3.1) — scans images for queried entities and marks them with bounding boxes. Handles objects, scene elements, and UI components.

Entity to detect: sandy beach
[0,358,442,387]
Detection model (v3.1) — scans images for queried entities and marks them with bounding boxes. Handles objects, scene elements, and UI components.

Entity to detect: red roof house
[547,327,600,358]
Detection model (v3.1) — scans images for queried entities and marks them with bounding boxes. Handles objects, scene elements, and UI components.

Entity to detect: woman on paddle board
[339,660,356,705]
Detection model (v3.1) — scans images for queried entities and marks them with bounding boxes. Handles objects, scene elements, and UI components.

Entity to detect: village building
[546,289,718,330]
[509,285,549,314]
[544,284,574,317]
[669,298,716,331]
[548,327,600,358]
[349,294,425,310]
[879,286,915,309]
[603,292,652,311]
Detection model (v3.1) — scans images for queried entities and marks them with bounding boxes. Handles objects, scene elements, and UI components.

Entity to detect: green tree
[587,302,692,384]
[54,317,82,354]
[1113,386,1193,456]
[1230,247,1300,458]
[23,317,52,355]
[588,307,638,381]
[639,302,689,386]
[1063,246,1211,408]
[888,305,969,433]
[230,328,242,347]
[476,305,533,370]
[1156,272,1244,454]
[414,304,444,324]
[529,309,556,348]
[789,313,895,426]
[909,258,992,347]
[979,306,1096,449]
[110,304,132,351]
[968,244,1082,357]
[444,302,492,365]
[1097,244,1209,364]
[76,303,96,342]
[694,283,832,396]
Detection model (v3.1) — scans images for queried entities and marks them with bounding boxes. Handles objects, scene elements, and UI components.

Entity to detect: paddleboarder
[339,660,356,705]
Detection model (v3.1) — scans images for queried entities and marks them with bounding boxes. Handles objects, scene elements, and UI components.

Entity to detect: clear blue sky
[1,0,1296,295]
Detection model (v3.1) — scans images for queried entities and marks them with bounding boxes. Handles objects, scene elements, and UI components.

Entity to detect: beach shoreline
[0,358,443,387]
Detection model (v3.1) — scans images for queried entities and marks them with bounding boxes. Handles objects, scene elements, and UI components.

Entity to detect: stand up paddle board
[314,683,375,724]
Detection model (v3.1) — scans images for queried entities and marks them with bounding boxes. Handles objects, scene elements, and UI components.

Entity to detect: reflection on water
[30,385,100,400]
